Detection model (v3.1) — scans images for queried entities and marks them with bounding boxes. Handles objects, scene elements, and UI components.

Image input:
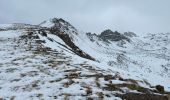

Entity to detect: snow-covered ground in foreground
[0,29,122,100]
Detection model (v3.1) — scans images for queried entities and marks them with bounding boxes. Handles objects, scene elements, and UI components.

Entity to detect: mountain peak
[0,18,170,100]
[99,29,130,42]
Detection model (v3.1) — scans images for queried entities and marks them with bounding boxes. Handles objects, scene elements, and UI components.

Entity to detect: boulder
[156,85,165,93]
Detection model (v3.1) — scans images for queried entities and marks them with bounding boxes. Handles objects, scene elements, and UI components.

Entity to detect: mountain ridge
[0,18,170,100]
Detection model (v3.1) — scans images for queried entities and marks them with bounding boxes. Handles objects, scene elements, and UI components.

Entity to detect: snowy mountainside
[0,18,170,100]
[85,30,170,88]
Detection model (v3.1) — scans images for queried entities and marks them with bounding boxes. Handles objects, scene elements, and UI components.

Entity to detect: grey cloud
[0,0,170,34]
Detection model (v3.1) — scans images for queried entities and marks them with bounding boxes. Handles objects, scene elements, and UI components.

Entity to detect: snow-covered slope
[0,18,170,100]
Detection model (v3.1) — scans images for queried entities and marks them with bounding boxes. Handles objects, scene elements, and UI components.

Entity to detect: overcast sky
[0,0,170,34]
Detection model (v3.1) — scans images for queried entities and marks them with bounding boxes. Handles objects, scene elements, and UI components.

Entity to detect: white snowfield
[0,20,170,100]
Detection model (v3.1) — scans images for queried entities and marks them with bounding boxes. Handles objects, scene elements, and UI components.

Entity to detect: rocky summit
[0,18,170,100]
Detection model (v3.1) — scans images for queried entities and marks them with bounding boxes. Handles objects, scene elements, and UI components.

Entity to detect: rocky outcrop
[117,93,168,100]
[49,18,95,61]
[99,29,130,42]
[86,29,131,44]
[86,32,99,42]
[124,32,137,37]
[1,17,170,100]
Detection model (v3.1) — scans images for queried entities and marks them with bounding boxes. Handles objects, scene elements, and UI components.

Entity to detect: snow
[0,29,123,99]
[0,24,13,29]
[73,31,170,91]
[0,30,21,38]
[0,21,170,99]
[39,20,54,28]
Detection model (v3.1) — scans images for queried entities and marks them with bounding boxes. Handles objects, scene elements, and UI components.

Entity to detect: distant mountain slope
[0,18,170,100]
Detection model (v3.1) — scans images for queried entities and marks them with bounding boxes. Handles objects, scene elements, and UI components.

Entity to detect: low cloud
[0,0,170,34]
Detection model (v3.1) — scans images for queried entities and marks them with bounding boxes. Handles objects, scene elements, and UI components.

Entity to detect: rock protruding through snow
[0,17,170,100]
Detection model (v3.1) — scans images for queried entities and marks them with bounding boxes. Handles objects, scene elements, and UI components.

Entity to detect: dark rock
[0,28,5,31]
[86,87,92,95]
[19,35,28,39]
[117,93,168,100]
[41,31,47,37]
[28,31,33,35]
[156,85,165,93]
[47,37,54,42]
[50,30,95,61]
[124,32,137,37]
[33,35,40,39]
[104,75,114,81]
[36,40,46,44]
[86,32,98,42]
[99,29,130,42]
[38,29,47,37]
